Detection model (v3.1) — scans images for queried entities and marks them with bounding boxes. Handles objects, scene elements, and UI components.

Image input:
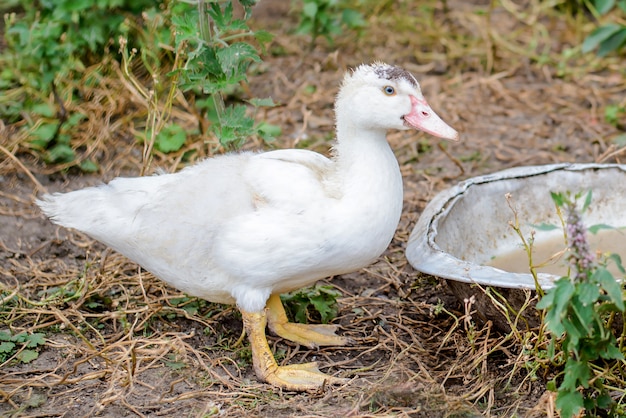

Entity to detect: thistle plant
[536,191,626,418]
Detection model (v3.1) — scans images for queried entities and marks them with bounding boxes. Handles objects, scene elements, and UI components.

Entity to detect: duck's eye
[383,85,395,96]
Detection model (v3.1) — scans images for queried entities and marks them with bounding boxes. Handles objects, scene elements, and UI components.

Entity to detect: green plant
[605,104,626,127]
[581,0,626,56]
[1,0,158,170]
[170,0,279,150]
[4,1,280,171]
[29,108,95,170]
[0,331,46,364]
[293,0,366,45]
[280,284,342,324]
[1,0,154,96]
[535,191,626,418]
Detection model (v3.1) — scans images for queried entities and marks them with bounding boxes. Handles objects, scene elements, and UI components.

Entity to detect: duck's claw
[264,362,350,391]
[266,294,351,348]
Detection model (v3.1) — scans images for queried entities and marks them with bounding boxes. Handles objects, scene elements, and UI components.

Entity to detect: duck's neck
[332,123,404,211]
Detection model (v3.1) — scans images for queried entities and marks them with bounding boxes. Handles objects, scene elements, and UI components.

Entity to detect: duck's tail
[37,185,114,234]
[36,176,162,241]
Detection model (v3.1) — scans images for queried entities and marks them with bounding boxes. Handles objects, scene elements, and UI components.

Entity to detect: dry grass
[1,0,625,416]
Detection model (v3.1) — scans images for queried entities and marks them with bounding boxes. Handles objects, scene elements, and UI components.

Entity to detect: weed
[0,331,46,365]
[510,191,626,417]
[605,104,626,128]
[29,110,93,169]
[536,191,625,417]
[581,0,626,56]
[280,284,342,324]
[3,1,280,172]
[164,353,187,370]
[293,0,366,46]
[1,0,155,169]
[1,0,153,97]
[170,1,279,150]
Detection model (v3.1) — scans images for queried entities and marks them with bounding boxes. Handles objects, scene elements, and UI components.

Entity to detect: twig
[438,142,465,176]
[0,144,47,194]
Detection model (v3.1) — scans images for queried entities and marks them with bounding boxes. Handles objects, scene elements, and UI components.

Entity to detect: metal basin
[406,163,626,329]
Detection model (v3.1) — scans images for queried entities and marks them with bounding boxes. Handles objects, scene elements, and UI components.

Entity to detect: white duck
[37,63,458,391]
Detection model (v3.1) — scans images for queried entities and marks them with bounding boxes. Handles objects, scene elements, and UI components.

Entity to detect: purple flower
[565,201,595,282]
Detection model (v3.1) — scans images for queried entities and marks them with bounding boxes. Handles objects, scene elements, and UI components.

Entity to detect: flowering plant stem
[536,191,626,418]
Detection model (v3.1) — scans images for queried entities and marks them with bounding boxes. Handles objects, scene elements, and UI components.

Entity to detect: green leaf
[216,42,260,77]
[601,341,624,360]
[248,97,277,108]
[588,223,616,234]
[569,299,594,334]
[581,190,592,213]
[280,285,341,324]
[30,103,56,117]
[254,30,274,44]
[605,104,624,125]
[207,2,248,33]
[257,121,281,142]
[155,124,187,153]
[561,360,590,390]
[530,222,559,231]
[607,253,625,273]
[538,277,575,335]
[594,0,616,14]
[79,159,99,173]
[594,268,625,311]
[341,9,366,28]
[549,278,575,313]
[0,341,15,353]
[577,282,600,305]
[536,287,555,310]
[31,123,58,145]
[165,359,187,370]
[66,112,87,127]
[596,392,614,409]
[582,24,622,53]
[181,300,200,316]
[47,143,76,163]
[26,333,46,348]
[561,314,582,349]
[556,390,584,418]
[17,349,39,363]
[310,294,335,323]
[550,191,565,207]
[303,2,319,18]
[598,28,626,57]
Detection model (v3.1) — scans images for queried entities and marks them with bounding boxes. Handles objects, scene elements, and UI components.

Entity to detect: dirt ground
[1,1,625,417]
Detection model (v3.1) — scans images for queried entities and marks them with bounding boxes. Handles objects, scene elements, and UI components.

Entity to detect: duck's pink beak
[404,95,459,141]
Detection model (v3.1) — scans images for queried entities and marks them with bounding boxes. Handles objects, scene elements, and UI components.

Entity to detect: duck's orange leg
[240,307,348,390]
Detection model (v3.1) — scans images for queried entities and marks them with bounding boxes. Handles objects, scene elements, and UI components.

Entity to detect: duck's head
[336,62,459,141]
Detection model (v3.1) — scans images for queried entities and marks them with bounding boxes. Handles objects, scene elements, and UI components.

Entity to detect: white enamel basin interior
[406,164,626,291]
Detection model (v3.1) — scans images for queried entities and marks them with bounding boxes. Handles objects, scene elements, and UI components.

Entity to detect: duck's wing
[244,149,337,210]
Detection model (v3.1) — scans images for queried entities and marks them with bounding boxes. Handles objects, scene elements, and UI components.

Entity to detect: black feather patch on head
[372,64,418,88]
